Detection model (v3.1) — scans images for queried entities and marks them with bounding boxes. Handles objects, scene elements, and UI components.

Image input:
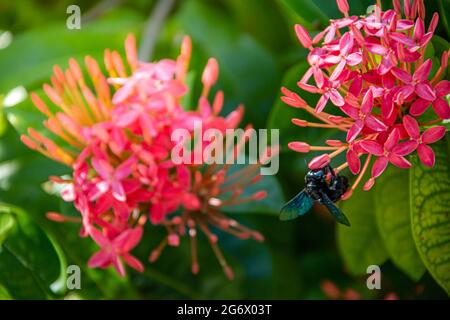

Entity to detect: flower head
[23,34,271,277]
[283,0,449,196]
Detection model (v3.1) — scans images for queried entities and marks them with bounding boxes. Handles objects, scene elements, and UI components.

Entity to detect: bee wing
[320,192,351,226]
[280,190,314,221]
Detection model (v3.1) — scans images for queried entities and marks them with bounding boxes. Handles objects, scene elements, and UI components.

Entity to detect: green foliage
[338,187,389,276]
[410,135,450,295]
[0,0,449,300]
[175,0,281,128]
[374,167,426,281]
[0,203,65,299]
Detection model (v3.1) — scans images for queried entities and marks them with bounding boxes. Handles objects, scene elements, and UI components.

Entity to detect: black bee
[280,165,351,226]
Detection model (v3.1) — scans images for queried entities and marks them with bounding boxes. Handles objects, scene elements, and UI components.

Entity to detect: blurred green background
[0,0,449,299]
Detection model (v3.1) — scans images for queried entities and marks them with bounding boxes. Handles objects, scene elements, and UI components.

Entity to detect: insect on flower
[21,34,275,278]
[281,0,449,206]
[280,165,351,226]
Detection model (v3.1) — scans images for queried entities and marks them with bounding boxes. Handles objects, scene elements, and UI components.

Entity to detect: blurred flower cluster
[283,0,449,197]
[22,34,269,278]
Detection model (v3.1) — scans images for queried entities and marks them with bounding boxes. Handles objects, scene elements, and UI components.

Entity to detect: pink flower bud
[308,154,331,169]
[288,142,311,153]
[202,58,219,88]
[295,24,312,48]
[336,0,349,15]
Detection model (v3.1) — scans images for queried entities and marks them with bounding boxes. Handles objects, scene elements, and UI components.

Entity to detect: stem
[139,0,177,61]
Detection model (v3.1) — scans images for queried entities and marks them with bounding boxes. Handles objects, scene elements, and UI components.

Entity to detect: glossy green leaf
[0,210,15,246]
[410,135,450,295]
[438,0,450,39]
[0,203,65,299]
[338,187,389,276]
[374,166,426,281]
[0,283,12,299]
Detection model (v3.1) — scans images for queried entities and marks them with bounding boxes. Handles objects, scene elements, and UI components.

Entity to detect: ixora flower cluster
[22,34,270,278]
[283,0,449,197]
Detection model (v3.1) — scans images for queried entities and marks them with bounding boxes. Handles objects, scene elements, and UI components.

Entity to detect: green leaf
[374,166,426,281]
[0,283,12,299]
[0,210,15,246]
[410,135,450,295]
[224,0,291,53]
[0,96,6,137]
[0,203,66,299]
[176,0,281,129]
[279,0,329,30]
[338,187,389,276]
[279,0,373,30]
[438,0,450,39]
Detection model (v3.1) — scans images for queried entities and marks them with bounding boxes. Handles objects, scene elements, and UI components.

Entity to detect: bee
[280,165,350,226]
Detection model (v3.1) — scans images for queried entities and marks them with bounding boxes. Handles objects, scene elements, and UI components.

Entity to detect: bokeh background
[0,0,449,299]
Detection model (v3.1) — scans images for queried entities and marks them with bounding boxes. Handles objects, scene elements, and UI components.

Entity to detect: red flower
[88,227,144,277]
[360,129,416,180]
[281,0,449,197]
[403,115,446,167]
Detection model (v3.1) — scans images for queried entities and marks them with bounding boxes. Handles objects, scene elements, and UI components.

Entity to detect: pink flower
[281,0,449,197]
[325,32,362,81]
[403,115,446,167]
[24,34,270,278]
[341,89,387,142]
[90,156,137,202]
[360,129,416,186]
[88,227,143,277]
[391,59,435,103]
[410,80,450,119]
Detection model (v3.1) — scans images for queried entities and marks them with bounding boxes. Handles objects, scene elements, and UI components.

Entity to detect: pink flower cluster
[23,35,268,278]
[283,0,449,197]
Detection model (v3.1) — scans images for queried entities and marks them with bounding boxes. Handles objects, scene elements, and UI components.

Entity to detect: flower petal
[415,83,436,101]
[112,255,126,277]
[410,99,430,116]
[372,156,389,178]
[389,154,412,168]
[402,115,420,139]
[346,120,364,142]
[361,89,374,114]
[417,144,435,167]
[122,253,144,273]
[347,149,361,175]
[365,115,387,132]
[346,52,362,66]
[432,98,450,119]
[329,89,345,106]
[422,126,446,144]
[435,80,450,97]
[392,140,418,156]
[413,59,432,83]
[391,67,413,83]
[359,140,384,156]
[384,128,400,151]
[88,250,111,268]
